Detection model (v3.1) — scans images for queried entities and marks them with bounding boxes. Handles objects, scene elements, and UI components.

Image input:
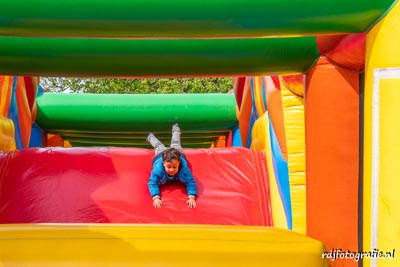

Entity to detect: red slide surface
[0,147,272,226]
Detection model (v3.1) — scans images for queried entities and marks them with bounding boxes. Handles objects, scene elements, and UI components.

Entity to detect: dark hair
[162,148,182,162]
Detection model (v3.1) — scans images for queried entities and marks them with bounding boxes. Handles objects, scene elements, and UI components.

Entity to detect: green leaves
[40,77,233,94]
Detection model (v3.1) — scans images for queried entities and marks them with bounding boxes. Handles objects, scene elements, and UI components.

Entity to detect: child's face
[163,159,180,176]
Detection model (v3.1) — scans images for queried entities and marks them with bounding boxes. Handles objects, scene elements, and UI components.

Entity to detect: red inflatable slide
[0,147,272,225]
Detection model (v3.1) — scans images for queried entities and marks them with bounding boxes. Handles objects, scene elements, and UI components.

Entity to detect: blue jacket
[148,154,197,198]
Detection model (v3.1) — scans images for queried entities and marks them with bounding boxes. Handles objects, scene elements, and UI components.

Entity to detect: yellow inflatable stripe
[253,76,266,117]
[251,112,288,229]
[0,224,328,267]
[0,116,15,152]
[280,76,306,234]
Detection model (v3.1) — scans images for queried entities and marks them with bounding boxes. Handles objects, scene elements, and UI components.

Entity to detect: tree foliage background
[40,77,233,94]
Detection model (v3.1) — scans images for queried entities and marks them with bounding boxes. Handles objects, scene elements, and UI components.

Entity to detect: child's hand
[153,198,162,208]
[187,197,196,208]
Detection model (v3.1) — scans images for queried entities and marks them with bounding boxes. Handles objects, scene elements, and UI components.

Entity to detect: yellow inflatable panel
[280,76,306,234]
[0,116,15,152]
[0,224,328,267]
[365,1,400,267]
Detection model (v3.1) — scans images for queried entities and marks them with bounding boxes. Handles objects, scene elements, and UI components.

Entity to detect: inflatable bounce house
[1,1,400,266]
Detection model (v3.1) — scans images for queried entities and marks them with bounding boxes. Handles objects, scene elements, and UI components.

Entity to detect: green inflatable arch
[0,36,319,77]
[0,0,396,77]
[0,0,395,38]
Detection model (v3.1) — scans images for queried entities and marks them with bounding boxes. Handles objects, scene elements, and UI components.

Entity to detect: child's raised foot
[172,123,180,132]
[146,133,155,143]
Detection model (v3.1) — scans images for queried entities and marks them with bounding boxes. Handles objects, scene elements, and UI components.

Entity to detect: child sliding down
[146,123,197,208]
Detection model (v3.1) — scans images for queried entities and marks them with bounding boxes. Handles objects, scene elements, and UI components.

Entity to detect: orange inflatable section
[16,77,32,148]
[238,79,252,146]
[305,58,359,267]
[0,76,15,151]
[0,76,13,116]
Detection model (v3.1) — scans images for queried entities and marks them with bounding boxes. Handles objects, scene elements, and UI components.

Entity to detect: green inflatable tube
[0,0,395,38]
[36,93,237,131]
[0,36,319,77]
[36,93,238,147]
